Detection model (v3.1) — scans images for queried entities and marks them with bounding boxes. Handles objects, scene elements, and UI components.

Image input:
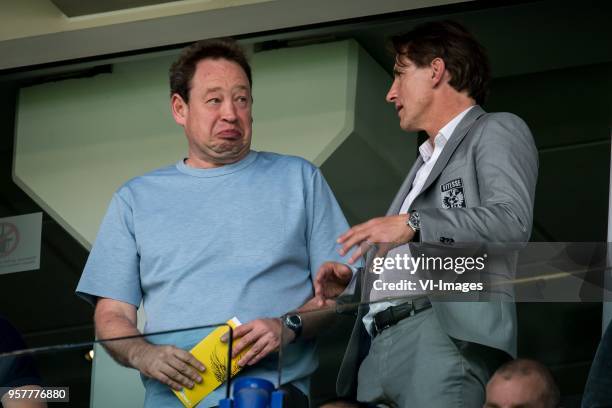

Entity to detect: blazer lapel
[386,156,424,216]
[417,105,486,196]
[365,154,422,277]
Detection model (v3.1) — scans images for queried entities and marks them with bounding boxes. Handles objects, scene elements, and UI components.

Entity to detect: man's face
[385,55,434,132]
[172,58,252,167]
[484,373,548,408]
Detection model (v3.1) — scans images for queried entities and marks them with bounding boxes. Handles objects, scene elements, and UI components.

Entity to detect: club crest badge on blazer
[440,178,466,208]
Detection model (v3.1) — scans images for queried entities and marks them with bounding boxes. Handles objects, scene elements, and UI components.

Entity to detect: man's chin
[398,118,421,133]
[211,146,250,163]
[399,123,415,132]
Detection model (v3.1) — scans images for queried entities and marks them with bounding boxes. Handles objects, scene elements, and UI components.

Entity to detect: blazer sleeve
[417,113,538,244]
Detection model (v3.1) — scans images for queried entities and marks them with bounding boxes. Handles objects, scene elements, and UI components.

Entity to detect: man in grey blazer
[315,21,538,407]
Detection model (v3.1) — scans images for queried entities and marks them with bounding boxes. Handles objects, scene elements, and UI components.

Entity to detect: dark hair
[169,38,252,103]
[391,20,490,105]
[495,359,560,408]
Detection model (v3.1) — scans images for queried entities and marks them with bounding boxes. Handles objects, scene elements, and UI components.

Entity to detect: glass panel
[2,240,610,408]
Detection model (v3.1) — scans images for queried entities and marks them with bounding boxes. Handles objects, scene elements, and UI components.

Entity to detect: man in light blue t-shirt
[76,38,354,407]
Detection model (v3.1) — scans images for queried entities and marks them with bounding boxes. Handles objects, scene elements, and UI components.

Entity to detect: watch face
[287,315,301,328]
[409,212,420,230]
[285,315,302,330]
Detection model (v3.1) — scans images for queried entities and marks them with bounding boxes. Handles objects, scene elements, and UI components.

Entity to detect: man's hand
[221,318,291,367]
[314,262,353,300]
[95,298,205,391]
[129,343,205,391]
[338,214,414,264]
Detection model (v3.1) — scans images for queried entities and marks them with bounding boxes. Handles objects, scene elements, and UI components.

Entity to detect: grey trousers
[356,308,507,408]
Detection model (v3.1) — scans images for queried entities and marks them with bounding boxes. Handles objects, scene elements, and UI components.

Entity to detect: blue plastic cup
[233,377,275,408]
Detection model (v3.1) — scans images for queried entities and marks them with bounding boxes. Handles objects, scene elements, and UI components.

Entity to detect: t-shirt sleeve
[75,191,142,307]
[305,168,362,281]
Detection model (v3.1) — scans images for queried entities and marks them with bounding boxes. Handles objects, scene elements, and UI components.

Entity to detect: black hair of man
[169,38,252,103]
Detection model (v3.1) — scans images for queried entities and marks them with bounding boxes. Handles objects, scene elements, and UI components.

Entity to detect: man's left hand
[221,318,293,367]
[338,214,414,264]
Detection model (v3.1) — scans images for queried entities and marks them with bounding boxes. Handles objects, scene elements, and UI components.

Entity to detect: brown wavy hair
[391,20,491,105]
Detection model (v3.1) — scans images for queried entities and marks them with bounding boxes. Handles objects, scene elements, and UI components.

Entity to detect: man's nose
[386,80,398,103]
[220,100,238,121]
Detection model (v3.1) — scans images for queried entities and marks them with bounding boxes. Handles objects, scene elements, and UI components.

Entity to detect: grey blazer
[336,105,539,396]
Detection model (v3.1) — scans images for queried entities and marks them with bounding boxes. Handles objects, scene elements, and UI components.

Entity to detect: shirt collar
[418,105,475,162]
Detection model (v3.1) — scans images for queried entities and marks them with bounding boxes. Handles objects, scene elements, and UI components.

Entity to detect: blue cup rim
[233,377,275,393]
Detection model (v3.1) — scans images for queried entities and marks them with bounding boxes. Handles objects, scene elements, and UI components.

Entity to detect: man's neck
[185,150,250,169]
[422,89,476,145]
[424,94,475,143]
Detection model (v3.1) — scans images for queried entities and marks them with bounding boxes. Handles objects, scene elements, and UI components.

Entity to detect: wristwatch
[282,313,303,342]
[407,210,421,232]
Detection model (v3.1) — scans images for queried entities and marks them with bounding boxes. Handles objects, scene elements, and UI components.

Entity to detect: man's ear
[170,93,188,126]
[430,57,447,87]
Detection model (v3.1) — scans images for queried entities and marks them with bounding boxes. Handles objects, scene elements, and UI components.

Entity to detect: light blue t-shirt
[76,151,353,407]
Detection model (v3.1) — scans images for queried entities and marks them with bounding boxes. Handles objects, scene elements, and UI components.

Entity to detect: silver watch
[282,313,303,342]
[407,211,421,232]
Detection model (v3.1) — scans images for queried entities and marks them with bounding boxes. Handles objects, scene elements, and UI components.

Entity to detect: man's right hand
[129,343,205,391]
[94,298,205,391]
[314,261,353,300]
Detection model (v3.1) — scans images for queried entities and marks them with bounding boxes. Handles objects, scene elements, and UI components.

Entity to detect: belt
[373,297,432,337]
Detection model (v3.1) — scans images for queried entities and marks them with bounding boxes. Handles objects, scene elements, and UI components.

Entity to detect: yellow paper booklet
[173,317,247,408]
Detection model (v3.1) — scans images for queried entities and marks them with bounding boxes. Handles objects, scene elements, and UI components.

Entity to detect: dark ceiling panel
[50,0,182,17]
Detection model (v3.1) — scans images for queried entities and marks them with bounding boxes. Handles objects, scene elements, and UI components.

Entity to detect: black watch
[407,210,421,232]
[282,313,303,342]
